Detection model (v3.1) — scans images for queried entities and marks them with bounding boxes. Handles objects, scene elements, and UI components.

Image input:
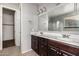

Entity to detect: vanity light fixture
[40,8,43,13]
[37,6,47,15]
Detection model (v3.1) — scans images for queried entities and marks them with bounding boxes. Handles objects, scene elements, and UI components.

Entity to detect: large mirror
[48,11,79,31]
[38,3,79,32]
[48,16,63,31]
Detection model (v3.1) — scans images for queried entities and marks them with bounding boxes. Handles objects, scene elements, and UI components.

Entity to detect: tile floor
[0,46,38,56]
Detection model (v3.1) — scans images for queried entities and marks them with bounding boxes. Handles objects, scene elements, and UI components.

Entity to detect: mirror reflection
[48,4,79,31]
[38,3,79,32]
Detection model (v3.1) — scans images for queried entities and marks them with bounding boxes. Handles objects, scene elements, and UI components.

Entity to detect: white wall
[21,3,38,53]
[15,7,21,46]
[0,3,21,50]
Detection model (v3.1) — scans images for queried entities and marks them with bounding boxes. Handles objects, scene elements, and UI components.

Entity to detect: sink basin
[40,34,71,41]
[58,38,71,41]
[43,35,58,39]
[41,34,62,38]
[42,35,79,44]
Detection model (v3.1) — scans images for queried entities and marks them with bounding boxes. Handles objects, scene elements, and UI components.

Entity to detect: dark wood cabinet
[31,35,39,54]
[31,35,48,56]
[48,44,72,56]
[31,35,79,56]
[48,39,77,56]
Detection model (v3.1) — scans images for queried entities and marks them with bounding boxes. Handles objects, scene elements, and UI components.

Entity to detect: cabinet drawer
[40,38,48,46]
[41,46,47,50]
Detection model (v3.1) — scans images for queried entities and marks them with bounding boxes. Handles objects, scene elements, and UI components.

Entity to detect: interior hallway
[0,46,38,56]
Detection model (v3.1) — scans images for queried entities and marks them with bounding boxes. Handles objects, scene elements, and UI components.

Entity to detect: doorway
[2,8,15,48]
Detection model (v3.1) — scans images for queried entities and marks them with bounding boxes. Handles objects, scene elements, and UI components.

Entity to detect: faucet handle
[40,32,43,35]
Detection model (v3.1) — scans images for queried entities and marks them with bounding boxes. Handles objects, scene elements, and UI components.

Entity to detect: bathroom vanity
[31,34,79,56]
[31,3,79,56]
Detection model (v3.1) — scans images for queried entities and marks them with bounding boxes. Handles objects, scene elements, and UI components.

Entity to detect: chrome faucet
[62,34,70,38]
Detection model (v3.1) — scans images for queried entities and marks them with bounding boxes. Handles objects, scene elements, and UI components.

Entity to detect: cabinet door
[39,45,48,56]
[40,38,48,46]
[39,49,48,56]
[39,38,48,56]
[31,35,39,54]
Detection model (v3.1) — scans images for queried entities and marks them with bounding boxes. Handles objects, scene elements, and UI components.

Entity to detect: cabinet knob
[41,45,44,48]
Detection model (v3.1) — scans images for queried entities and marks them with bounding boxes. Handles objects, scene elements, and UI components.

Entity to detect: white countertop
[31,33,79,48]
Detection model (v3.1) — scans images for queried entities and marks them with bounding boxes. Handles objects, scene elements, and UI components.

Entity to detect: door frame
[1,5,21,50]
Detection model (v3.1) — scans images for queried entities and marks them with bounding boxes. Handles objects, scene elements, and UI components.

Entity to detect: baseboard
[21,49,32,54]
